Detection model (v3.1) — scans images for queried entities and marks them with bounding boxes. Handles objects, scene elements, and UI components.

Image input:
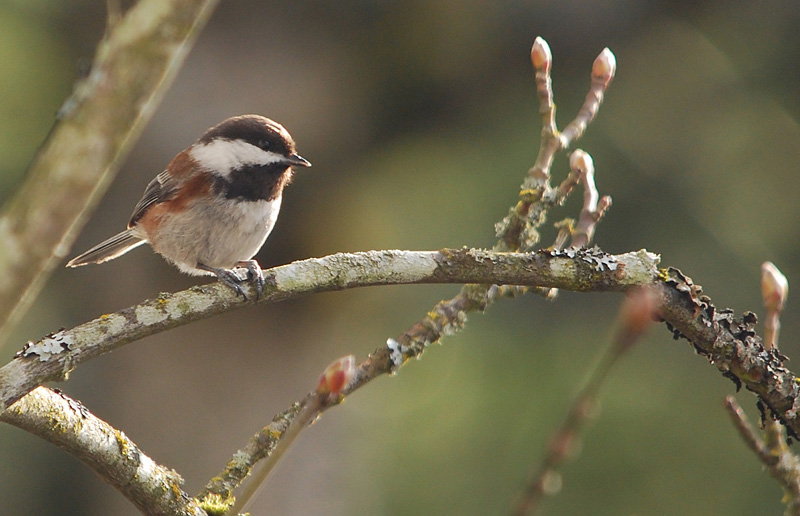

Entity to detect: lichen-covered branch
[0,248,660,415]
[0,387,207,516]
[199,265,800,514]
[657,269,800,437]
[496,40,614,253]
[0,0,219,347]
[2,37,626,512]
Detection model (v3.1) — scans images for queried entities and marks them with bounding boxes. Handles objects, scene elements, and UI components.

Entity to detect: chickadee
[66,115,311,299]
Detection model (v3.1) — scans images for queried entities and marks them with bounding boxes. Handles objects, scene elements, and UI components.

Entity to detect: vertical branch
[569,150,612,249]
[527,37,558,184]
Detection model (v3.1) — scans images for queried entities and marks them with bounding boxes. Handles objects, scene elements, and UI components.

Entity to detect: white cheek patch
[189,139,284,176]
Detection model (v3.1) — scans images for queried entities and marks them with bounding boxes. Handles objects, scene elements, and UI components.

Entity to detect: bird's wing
[128,169,179,228]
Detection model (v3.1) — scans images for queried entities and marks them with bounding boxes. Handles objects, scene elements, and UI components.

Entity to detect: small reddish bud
[531,37,552,73]
[762,262,788,314]
[591,47,616,87]
[317,355,356,396]
[618,287,659,345]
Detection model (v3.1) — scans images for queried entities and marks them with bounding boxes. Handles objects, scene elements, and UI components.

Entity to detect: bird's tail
[66,229,147,267]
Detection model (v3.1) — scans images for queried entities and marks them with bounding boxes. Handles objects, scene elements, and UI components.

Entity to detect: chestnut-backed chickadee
[66,115,311,299]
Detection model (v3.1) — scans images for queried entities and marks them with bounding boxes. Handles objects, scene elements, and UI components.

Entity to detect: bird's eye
[258,139,270,150]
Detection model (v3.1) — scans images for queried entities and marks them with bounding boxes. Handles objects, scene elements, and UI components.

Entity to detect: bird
[66,114,311,299]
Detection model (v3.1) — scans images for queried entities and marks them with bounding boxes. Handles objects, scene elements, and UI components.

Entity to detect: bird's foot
[197,261,263,300]
[236,259,265,299]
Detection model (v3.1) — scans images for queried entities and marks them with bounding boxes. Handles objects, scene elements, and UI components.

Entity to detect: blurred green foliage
[1,1,799,515]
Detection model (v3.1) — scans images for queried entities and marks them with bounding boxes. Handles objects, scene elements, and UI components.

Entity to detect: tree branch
[0,386,207,516]
[198,263,800,514]
[657,268,800,437]
[0,0,219,348]
[0,248,660,414]
[3,35,623,513]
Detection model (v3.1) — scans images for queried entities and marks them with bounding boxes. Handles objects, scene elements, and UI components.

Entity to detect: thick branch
[0,0,219,347]
[1,387,206,516]
[0,248,660,414]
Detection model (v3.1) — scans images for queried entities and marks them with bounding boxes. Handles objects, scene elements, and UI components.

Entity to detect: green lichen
[198,493,234,516]
[518,188,541,203]
[176,300,192,314]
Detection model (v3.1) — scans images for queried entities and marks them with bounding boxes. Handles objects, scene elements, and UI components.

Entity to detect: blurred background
[2,1,800,515]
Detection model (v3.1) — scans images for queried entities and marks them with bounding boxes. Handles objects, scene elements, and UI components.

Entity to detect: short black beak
[286,153,311,168]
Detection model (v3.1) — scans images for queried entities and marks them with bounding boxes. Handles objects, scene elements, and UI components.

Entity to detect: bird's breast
[141,195,282,272]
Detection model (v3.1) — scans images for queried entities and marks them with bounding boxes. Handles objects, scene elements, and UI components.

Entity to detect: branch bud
[598,195,613,213]
[762,261,788,314]
[591,48,616,87]
[317,355,357,396]
[531,37,552,73]
[569,149,594,176]
[618,287,659,347]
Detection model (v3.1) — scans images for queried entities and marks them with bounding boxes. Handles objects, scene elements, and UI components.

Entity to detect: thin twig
[512,287,657,516]
[228,395,323,515]
[204,357,358,514]
[724,397,800,516]
[569,150,612,249]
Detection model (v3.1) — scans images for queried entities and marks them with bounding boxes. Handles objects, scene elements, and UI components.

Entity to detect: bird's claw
[215,268,248,300]
[237,260,265,300]
[198,261,264,301]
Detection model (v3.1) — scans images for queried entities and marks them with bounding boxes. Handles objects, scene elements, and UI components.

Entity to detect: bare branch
[569,150,612,249]
[560,47,616,144]
[227,355,356,515]
[200,266,800,515]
